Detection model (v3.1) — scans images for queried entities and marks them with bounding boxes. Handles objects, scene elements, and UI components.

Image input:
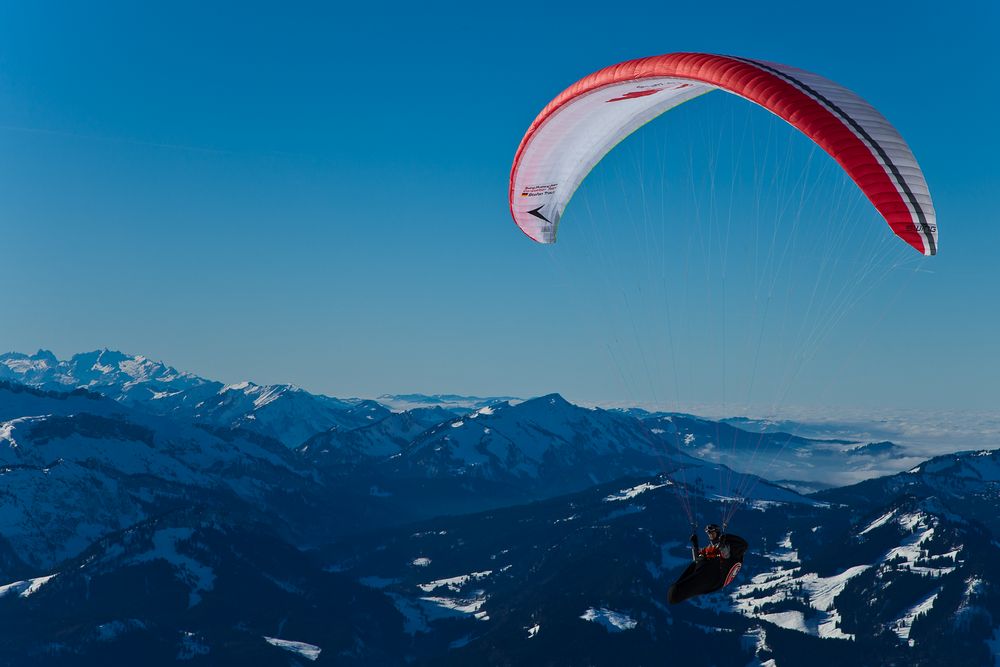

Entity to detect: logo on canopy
[527,206,550,223]
[605,89,661,103]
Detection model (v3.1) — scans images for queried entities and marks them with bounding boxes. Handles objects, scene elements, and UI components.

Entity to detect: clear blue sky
[1,0,997,413]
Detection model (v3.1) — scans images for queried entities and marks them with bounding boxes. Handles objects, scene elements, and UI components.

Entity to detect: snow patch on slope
[860,510,896,535]
[126,528,215,607]
[580,607,637,632]
[264,636,322,661]
[419,593,489,621]
[890,588,940,646]
[0,573,57,599]
[418,570,492,593]
[732,564,871,639]
[604,482,668,502]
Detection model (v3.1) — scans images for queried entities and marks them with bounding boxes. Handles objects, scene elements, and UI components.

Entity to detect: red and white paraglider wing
[509,53,936,255]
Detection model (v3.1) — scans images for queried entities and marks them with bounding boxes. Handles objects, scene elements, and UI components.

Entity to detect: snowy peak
[0,350,60,380]
[353,391,814,511]
[819,447,1000,544]
[383,393,688,490]
[190,378,392,448]
[823,448,1000,504]
[66,349,205,391]
[0,348,214,399]
[0,351,65,387]
[910,448,1000,479]
[0,349,398,449]
[28,349,58,364]
[505,393,584,422]
[218,381,325,409]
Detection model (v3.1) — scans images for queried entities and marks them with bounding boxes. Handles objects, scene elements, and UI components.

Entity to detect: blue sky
[1,0,997,413]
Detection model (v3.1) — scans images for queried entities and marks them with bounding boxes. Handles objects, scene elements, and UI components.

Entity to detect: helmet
[705,524,721,535]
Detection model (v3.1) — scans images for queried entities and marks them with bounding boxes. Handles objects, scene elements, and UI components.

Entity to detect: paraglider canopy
[510,52,936,255]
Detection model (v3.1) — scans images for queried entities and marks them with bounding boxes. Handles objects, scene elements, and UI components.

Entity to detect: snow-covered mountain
[0,376,800,580]
[0,376,813,575]
[0,349,835,536]
[7,452,998,665]
[0,349,216,404]
[297,394,814,535]
[0,350,922,484]
[384,394,670,482]
[0,509,407,666]
[0,381,334,575]
[819,448,1000,537]
[0,350,390,448]
[323,466,1000,666]
[300,406,459,469]
[189,381,391,448]
[718,495,985,647]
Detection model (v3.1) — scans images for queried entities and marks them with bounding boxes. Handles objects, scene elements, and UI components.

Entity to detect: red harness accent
[700,545,722,559]
[724,562,742,587]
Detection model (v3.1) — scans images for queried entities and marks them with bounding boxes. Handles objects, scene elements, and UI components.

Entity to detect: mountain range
[0,349,997,665]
